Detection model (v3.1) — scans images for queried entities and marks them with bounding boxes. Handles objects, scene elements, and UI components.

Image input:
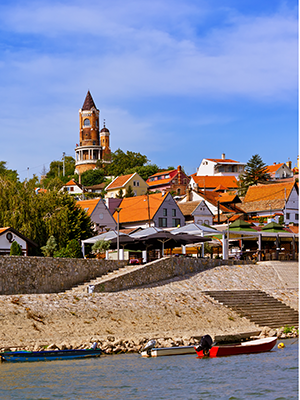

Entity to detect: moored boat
[141,345,195,357]
[0,347,102,362]
[195,336,277,358]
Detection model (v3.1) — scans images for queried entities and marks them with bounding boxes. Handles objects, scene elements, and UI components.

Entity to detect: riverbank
[0,262,298,353]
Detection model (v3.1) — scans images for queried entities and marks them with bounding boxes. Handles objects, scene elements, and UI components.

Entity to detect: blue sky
[0,0,298,181]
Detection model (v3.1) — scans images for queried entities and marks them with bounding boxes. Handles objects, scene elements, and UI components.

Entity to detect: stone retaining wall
[0,256,126,295]
[94,257,254,292]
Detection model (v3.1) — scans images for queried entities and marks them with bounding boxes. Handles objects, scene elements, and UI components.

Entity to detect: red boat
[195,336,277,358]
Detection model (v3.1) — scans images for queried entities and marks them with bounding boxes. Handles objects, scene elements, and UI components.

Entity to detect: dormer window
[83,118,91,127]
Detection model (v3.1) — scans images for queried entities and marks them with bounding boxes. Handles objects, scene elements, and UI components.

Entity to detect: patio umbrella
[171,223,218,236]
[135,231,210,256]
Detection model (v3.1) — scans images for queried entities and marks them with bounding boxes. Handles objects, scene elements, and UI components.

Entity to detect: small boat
[195,336,277,358]
[141,345,196,357]
[0,344,102,363]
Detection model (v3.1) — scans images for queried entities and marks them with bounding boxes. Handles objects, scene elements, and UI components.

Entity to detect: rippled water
[0,339,298,400]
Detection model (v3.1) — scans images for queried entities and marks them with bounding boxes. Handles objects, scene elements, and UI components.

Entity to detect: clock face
[99,213,104,220]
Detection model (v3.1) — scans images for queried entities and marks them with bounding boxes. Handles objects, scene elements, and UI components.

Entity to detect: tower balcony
[75,145,102,165]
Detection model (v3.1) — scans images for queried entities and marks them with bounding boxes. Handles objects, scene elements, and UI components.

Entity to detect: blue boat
[0,346,102,362]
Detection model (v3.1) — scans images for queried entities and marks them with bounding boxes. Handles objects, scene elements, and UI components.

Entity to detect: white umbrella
[171,223,218,236]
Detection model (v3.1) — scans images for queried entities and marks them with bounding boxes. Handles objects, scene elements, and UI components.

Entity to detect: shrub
[10,241,22,256]
[41,236,57,257]
[54,239,82,258]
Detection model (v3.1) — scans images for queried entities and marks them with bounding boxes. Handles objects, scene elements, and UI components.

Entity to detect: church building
[75,91,111,176]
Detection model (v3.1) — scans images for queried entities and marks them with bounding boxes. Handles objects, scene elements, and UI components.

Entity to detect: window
[172,209,176,217]
[159,218,167,227]
[136,181,140,186]
[70,187,74,192]
[163,209,167,216]
[133,181,136,186]
[83,118,91,127]
[296,214,299,221]
[286,213,290,220]
[172,218,181,227]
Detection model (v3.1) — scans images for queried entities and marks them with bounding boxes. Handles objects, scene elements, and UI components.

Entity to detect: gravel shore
[0,262,298,353]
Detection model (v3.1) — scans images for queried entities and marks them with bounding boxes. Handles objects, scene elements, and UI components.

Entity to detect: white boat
[141,345,195,357]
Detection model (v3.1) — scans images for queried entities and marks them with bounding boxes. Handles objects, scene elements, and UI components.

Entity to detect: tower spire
[82,90,97,110]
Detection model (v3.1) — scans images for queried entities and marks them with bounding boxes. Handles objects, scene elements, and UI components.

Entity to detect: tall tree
[80,168,105,186]
[0,161,19,182]
[44,156,76,184]
[0,176,93,254]
[105,149,149,176]
[238,154,271,196]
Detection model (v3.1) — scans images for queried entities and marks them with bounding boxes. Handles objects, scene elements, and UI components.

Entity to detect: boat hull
[195,337,277,358]
[0,349,102,362]
[141,345,195,357]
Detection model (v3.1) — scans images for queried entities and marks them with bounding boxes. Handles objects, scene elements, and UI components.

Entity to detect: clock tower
[75,91,111,175]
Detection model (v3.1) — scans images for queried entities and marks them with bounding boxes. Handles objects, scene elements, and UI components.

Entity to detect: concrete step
[204,289,298,329]
[66,264,143,293]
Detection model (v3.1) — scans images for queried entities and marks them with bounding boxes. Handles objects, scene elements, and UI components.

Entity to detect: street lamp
[115,207,122,261]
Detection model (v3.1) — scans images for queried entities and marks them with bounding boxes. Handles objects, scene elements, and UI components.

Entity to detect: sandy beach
[1,262,298,352]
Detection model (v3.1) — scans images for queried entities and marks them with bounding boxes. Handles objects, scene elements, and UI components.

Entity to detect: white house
[178,200,214,226]
[0,227,37,256]
[196,154,245,179]
[60,179,84,195]
[266,163,293,180]
[241,181,299,225]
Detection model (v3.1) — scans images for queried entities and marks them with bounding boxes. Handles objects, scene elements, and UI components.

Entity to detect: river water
[0,339,298,400]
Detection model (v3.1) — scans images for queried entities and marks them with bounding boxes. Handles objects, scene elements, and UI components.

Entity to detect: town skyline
[0,0,297,181]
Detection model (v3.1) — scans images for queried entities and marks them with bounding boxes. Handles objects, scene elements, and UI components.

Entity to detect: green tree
[238,154,271,196]
[0,161,19,182]
[41,236,58,257]
[10,241,23,255]
[105,149,149,176]
[54,239,82,258]
[125,185,134,197]
[44,156,76,184]
[92,240,110,257]
[125,164,159,181]
[116,188,124,199]
[0,176,93,254]
[80,169,105,186]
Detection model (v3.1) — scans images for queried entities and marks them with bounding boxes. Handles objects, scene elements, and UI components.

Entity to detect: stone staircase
[65,263,143,293]
[203,290,299,329]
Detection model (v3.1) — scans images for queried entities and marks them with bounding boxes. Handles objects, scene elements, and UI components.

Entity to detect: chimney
[177,165,182,185]
[222,153,225,160]
[186,186,192,202]
[286,161,292,169]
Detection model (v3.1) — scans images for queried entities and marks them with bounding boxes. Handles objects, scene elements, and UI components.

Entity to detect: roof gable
[106,174,136,190]
[76,199,101,216]
[113,193,168,223]
[244,182,295,203]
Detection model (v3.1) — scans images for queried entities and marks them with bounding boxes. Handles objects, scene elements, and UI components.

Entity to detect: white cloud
[0,1,296,102]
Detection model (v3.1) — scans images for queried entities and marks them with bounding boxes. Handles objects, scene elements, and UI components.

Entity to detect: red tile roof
[106,174,135,190]
[206,158,240,163]
[76,199,100,216]
[192,175,238,189]
[265,163,284,174]
[113,193,168,223]
[65,179,80,186]
[243,182,295,203]
[241,182,296,213]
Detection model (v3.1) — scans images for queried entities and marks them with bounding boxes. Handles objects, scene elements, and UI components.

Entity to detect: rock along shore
[0,262,298,353]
